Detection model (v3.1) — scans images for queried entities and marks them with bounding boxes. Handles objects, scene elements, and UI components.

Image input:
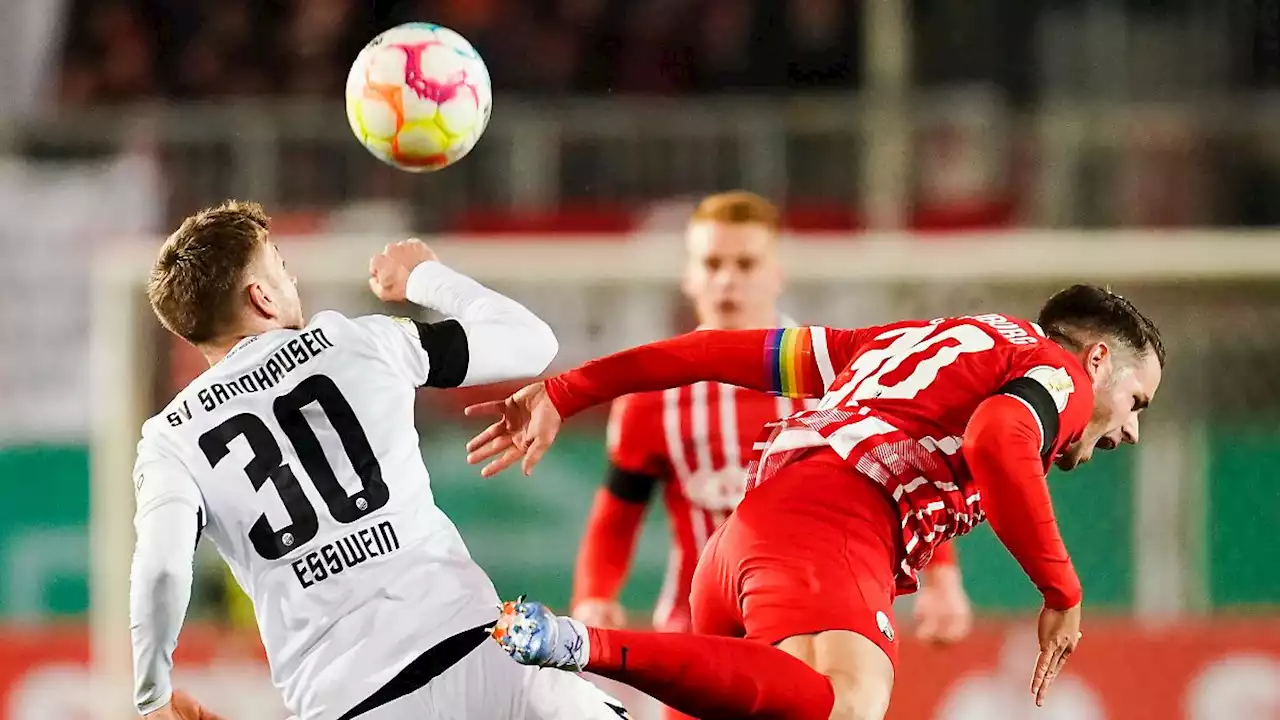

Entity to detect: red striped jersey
[606,382,814,631]
[748,315,1094,594]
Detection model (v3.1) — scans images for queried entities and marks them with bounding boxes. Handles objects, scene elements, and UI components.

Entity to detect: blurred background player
[571,193,973,691]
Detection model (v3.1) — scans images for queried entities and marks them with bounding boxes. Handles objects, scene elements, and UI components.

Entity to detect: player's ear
[246,281,279,321]
[1083,341,1111,380]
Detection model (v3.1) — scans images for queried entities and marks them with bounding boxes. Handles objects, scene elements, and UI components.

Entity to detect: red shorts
[689,448,902,667]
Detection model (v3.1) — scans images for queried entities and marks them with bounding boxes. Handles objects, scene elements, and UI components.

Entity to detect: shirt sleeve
[572,395,664,607]
[605,394,666,476]
[963,394,1082,610]
[130,435,205,715]
[1001,343,1096,461]
[356,261,559,388]
[546,326,870,418]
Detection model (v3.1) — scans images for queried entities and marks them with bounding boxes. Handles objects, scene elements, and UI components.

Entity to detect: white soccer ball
[345,23,492,172]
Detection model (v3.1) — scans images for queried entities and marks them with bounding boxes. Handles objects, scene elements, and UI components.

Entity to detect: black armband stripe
[414,319,469,388]
[997,377,1059,458]
[605,464,659,504]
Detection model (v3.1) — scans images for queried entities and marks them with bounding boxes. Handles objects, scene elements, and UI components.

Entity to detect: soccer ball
[345,23,492,172]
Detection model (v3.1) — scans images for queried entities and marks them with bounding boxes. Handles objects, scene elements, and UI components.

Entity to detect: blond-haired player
[129,201,630,720]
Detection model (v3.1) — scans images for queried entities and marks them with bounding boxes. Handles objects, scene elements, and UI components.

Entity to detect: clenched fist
[572,598,627,629]
[369,239,438,302]
[913,564,973,645]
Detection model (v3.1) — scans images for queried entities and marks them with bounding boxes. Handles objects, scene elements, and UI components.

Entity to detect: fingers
[464,401,505,420]
[467,434,514,465]
[481,446,525,478]
[941,610,973,644]
[1030,646,1055,699]
[918,617,966,645]
[466,418,508,453]
[914,610,939,642]
[368,254,402,300]
[1047,632,1081,678]
[1034,645,1066,706]
[1032,640,1077,707]
[521,436,550,476]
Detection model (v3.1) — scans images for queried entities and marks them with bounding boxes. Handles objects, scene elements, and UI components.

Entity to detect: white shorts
[354,640,629,720]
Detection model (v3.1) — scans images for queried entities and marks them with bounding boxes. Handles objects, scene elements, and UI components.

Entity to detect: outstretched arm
[367,240,559,388]
[465,326,865,477]
[545,326,861,419]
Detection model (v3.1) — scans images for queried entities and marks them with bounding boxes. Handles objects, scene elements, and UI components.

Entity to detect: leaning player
[467,286,1163,720]
[130,201,630,719]
[572,192,972,704]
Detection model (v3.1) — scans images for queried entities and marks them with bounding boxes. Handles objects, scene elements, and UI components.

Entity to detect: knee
[826,671,892,720]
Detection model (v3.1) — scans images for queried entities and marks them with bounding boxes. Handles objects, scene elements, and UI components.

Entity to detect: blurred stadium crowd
[57,0,1275,105]
[39,0,1280,233]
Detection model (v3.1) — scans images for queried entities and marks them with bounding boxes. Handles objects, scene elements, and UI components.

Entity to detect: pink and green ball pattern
[346,23,493,172]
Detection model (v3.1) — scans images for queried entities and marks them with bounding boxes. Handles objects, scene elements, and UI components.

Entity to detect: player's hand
[464,382,562,477]
[144,690,227,719]
[572,598,626,629]
[368,239,438,302]
[1030,603,1082,707]
[913,564,973,645]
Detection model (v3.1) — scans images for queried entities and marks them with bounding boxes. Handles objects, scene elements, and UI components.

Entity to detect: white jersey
[130,263,567,720]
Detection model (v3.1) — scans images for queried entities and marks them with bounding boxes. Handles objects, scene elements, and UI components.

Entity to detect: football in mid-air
[345,23,492,172]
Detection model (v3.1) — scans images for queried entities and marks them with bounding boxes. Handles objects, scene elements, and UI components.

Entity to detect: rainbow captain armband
[764,327,825,398]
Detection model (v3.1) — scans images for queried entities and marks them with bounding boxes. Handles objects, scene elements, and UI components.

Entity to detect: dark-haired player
[574,193,972,720]
[466,286,1163,720]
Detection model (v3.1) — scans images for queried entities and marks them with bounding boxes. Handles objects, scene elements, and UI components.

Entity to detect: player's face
[682,221,782,329]
[247,241,304,331]
[1057,346,1161,471]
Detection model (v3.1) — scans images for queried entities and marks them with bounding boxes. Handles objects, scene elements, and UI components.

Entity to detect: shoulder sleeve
[999,347,1095,461]
[810,326,873,391]
[134,430,205,520]
[605,393,667,476]
[351,314,468,389]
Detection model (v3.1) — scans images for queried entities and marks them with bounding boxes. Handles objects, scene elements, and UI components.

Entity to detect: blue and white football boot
[490,595,591,671]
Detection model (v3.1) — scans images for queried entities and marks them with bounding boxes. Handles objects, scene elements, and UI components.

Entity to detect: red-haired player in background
[470,285,1164,720]
[571,194,972,719]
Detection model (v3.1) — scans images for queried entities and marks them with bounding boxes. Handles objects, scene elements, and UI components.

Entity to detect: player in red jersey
[468,285,1163,720]
[572,193,972,711]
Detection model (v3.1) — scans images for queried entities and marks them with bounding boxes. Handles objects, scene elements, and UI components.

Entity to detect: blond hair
[147,200,271,344]
[690,191,780,231]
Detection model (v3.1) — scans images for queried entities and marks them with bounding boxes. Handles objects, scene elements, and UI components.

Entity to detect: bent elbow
[524,316,559,376]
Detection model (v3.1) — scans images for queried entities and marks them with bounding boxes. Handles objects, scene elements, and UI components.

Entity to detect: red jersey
[550,313,1094,608]
[747,315,1093,593]
[607,385,812,630]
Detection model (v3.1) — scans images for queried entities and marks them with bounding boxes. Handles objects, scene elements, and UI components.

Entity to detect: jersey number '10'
[198,375,389,560]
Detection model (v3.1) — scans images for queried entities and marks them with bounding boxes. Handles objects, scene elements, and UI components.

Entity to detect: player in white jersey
[130,201,630,720]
